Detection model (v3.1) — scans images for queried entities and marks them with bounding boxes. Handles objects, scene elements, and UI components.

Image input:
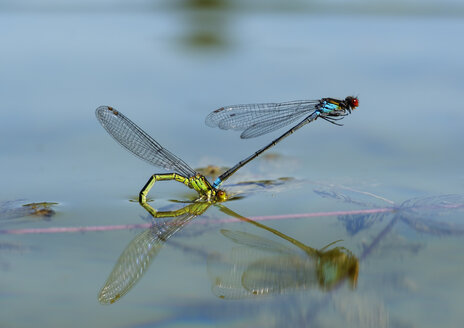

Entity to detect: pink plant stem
[0,207,393,235]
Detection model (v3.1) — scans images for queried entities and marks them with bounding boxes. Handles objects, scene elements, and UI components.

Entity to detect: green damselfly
[96,106,227,203]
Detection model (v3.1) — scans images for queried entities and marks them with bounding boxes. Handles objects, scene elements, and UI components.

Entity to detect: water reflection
[314,189,464,258]
[99,194,358,304]
[173,0,231,50]
[0,201,58,223]
[0,201,51,271]
[208,206,358,299]
[195,164,228,179]
[98,201,212,304]
[99,185,464,305]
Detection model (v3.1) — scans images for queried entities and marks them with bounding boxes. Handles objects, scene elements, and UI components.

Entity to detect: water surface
[1,1,464,327]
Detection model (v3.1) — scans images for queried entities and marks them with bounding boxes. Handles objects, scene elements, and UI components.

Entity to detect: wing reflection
[315,188,464,237]
[98,176,304,304]
[98,202,212,304]
[208,207,359,299]
[314,189,464,260]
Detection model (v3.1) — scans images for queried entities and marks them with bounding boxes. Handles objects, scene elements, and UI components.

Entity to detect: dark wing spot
[107,106,119,115]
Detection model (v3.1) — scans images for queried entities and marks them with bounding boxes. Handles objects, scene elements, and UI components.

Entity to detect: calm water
[1,1,464,327]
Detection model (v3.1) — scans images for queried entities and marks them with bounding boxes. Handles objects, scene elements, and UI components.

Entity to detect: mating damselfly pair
[96,96,359,203]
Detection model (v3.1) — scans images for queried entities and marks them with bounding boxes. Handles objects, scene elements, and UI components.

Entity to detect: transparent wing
[240,110,314,139]
[96,106,197,178]
[98,213,196,304]
[205,100,318,137]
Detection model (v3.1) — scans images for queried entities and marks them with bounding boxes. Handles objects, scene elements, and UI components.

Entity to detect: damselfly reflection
[99,197,359,304]
[99,176,301,304]
[97,200,265,304]
[98,201,212,304]
[208,207,359,299]
[98,201,248,304]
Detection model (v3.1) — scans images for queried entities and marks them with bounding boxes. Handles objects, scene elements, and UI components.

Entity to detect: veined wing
[98,228,163,304]
[205,100,318,138]
[98,213,196,304]
[241,110,315,139]
[96,106,197,178]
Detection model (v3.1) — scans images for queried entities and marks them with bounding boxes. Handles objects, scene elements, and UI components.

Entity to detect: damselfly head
[216,190,227,202]
[345,96,359,110]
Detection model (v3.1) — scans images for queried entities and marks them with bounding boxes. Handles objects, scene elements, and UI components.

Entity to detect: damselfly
[206,96,359,188]
[96,106,227,203]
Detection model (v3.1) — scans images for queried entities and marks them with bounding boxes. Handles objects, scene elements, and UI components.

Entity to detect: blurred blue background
[1,1,463,327]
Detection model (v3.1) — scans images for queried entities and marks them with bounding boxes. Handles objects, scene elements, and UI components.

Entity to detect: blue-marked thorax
[320,101,340,113]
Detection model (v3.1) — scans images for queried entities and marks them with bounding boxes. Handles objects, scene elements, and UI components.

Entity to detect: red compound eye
[351,98,359,108]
